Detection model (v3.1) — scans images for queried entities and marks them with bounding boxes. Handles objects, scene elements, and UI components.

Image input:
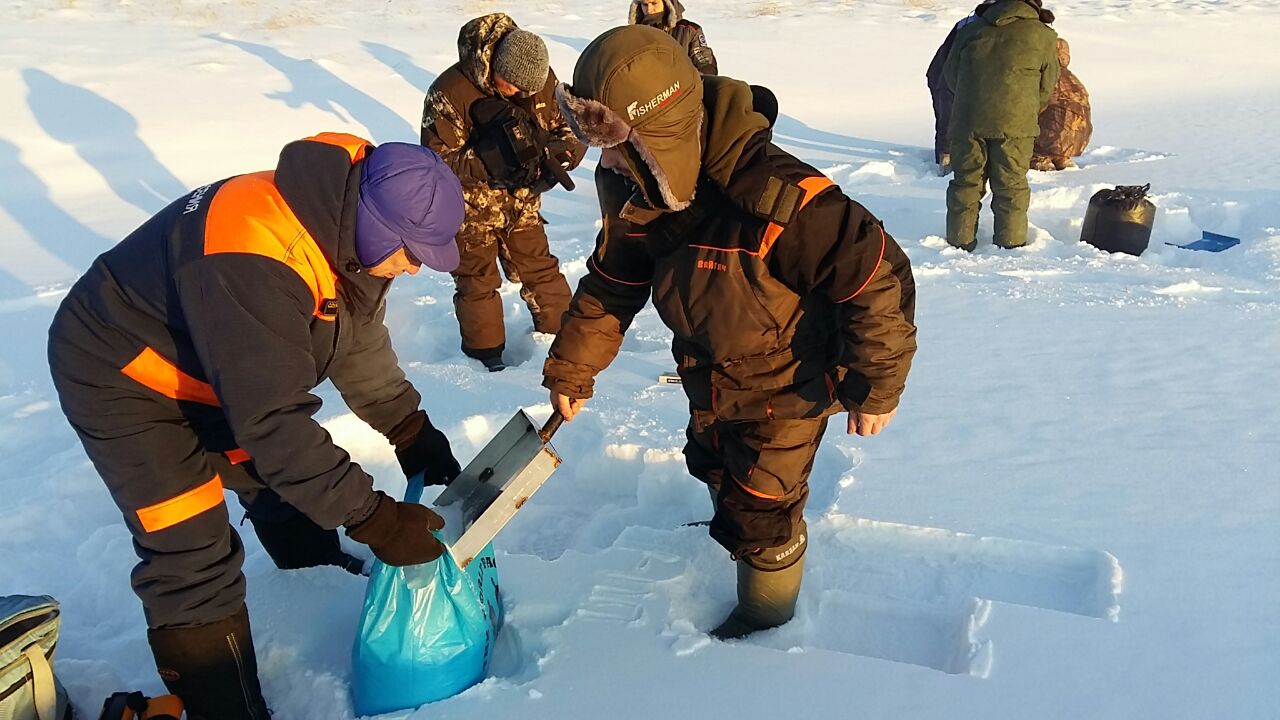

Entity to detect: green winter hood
[699,75,771,188]
[982,0,1043,26]
[556,25,766,217]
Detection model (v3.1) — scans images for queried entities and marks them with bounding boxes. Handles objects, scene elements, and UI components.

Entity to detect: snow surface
[2,1,1277,718]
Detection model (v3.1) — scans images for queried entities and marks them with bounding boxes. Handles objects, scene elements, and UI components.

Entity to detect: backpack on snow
[0,595,73,720]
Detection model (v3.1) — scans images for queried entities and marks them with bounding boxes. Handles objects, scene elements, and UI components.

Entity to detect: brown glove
[345,491,446,566]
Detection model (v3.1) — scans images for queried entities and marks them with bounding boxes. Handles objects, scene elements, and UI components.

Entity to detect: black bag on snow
[1080,184,1156,256]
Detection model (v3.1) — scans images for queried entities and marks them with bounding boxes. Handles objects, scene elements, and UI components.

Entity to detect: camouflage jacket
[420,13,585,234]
[944,0,1059,139]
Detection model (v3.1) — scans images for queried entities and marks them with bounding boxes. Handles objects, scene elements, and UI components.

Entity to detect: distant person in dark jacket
[925,1,995,175]
[48,134,465,720]
[629,0,719,74]
[1032,37,1092,171]
[944,0,1059,251]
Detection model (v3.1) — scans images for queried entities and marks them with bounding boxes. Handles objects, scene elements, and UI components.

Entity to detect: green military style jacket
[944,0,1060,139]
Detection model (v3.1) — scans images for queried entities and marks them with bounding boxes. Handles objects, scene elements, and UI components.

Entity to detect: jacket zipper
[226,633,264,720]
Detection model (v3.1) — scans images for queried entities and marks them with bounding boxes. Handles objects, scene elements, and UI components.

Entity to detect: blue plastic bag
[351,479,503,716]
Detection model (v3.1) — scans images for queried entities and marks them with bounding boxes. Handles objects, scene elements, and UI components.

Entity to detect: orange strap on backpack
[98,691,184,720]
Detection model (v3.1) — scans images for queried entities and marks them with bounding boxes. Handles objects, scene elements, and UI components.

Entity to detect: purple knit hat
[355,143,464,272]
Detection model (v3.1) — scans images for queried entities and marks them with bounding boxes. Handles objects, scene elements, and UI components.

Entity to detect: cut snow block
[1166,230,1241,252]
[827,518,1123,621]
[812,590,993,677]
[351,477,503,715]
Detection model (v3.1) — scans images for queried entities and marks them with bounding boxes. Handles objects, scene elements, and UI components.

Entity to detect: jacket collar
[274,136,389,312]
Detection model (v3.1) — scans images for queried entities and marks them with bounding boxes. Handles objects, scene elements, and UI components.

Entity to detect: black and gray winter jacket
[47,133,422,529]
[544,77,916,422]
[629,0,719,75]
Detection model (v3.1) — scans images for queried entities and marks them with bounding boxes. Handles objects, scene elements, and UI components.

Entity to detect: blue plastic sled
[351,477,504,716]
[1167,230,1241,252]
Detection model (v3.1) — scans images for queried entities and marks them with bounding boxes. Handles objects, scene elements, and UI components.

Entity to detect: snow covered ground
[2,1,1277,718]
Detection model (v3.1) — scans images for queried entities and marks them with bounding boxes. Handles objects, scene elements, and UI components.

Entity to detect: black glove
[527,138,579,194]
[393,411,462,486]
[345,491,445,566]
[469,95,546,190]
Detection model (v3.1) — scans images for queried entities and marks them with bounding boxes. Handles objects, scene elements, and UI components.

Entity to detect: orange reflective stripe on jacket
[199,133,369,319]
[121,347,220,406]
[733,476,786,501]
[203,171,339,320]
[305,132,371,162]
[135,475,225,533]
[759,176,836,257]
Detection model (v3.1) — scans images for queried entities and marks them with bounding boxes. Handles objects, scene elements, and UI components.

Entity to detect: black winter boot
[710,556,805,640]
[147,606,272,720]
[249,513,365,575]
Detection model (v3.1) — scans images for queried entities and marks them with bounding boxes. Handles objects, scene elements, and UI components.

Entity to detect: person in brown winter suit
[1031,37,1092,171]
[629,0,719,75]
[422,13,586,371]
[547,26,916,639]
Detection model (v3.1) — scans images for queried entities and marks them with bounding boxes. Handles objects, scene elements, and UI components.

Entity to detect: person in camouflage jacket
[1032,37,1092,171]
[421,13,586,370]
[629,0,719,75]
[548,26,916,640]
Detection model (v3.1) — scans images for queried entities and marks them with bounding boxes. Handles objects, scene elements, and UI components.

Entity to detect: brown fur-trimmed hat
[556,25,704,212]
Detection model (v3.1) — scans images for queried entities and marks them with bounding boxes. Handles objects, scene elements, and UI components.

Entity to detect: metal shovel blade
[433,409,562,569]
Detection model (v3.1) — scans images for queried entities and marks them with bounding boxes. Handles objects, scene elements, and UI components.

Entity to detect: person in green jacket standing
[944,0,1059,251]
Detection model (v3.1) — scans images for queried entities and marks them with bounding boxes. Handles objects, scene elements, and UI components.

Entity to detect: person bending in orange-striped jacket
[48,134,465,720]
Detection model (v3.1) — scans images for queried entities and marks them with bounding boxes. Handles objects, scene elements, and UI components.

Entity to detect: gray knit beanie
[492,29,549,93]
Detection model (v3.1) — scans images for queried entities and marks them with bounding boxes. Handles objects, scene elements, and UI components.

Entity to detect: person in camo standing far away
[944,0,1059,251]
[47,134,467,719]
[628,0,719,75]
[545,26,916,639]
[422,13,586,372]
[1031,36,1092,172]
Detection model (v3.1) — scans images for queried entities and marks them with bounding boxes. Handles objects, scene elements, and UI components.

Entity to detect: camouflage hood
[456,12,520,95]
[982,0,1051,26]
[1056,37,1070,68]
[628,0,685,30]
